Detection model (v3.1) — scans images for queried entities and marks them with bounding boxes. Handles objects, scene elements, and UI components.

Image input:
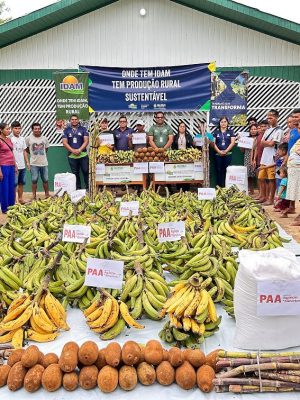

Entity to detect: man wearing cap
[113,115,134,151]
[148,112,173,149]
[97,118,114,154]
[129,119,148,151]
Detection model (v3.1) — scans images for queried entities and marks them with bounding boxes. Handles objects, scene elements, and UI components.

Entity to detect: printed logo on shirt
[32,143,45,156]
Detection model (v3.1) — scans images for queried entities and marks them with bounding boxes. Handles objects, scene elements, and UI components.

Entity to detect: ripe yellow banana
[119,301,144,329]
[11,328,24,349]
[0,304,33,331]
[196,289,209,316]
[44,291,69,330]
[207,293,218,322]
[25,328,59,342]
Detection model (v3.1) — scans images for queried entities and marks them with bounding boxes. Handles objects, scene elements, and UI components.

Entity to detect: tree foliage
[0,1,11,24]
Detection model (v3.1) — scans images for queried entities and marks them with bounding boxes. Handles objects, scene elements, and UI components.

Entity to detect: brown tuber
[156,361,175,386]
[121,341,141,366]
[0,364,11,387]
[119,365,137,391]
[7,361,27,391]
[137,362,156,386]
[144,340,163,366]
[183,349,206,368]
[63,371,79,391]
[168,347,184,367]
[78,341,98,366]
[97,365,118,393]
[79,365,98,390]
[175,361,196,390]
[59,341,79,372]
[21,345,40,368]
[42,363,63,392]
[205,349,220,370]
[95,348,107,369]
[24,364,45,392]
[7,349,25,367]
[197,364,215,393]
[105,342,122,367]
[42,353,59,368]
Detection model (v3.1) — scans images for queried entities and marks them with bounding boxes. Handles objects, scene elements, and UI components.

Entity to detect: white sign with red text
[238,136,254,149]
[54,173,76,196]
[198,188,216,200]
[70,189,86,203]
[100,134,114,145]
[132,133,147,144]
[62,224,91,243]
[120,201,139,216]
[257,280,300,316]
[149,162,165,174]
[157,221,185,243]
[133,162,148,174]
[85,258,124,289]
[227,173,246,185]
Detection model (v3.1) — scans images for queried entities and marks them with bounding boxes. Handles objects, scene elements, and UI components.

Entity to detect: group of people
[212,108,300,226]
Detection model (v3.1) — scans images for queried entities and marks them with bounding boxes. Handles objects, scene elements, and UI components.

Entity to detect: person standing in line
[253,119,268,200]
[11,121,30,204]
[113,115,134,151]
[172,121,194,150]
[282,114,295,144]
[148,112,174,150]
[129,119,148,151]
[62,114,89,190]
[0,122,18,213]
[243,123,258,194]
[212,116,235,188]
[257,110,283,206]
[26,122,50,200]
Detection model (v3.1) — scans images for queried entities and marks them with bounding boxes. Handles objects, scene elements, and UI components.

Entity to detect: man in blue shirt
[113,116,134,151]
[62,114,89,189]
[288,108,300,155]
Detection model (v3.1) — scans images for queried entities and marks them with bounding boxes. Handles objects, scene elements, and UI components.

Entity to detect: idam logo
[60,75,84,94]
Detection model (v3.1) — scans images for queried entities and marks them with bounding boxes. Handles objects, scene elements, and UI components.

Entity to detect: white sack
[234,247,300,350]
[54,172,76,196]
[225,165,248,193]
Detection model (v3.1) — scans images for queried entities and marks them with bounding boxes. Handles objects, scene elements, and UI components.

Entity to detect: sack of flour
[234,248,300,350]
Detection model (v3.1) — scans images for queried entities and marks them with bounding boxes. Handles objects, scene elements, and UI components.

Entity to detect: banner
[53,72,89,120]
[79,63,211,112]
[210,71,248,126]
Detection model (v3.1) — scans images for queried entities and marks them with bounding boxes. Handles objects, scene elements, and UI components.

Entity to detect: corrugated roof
[0,0,299,49]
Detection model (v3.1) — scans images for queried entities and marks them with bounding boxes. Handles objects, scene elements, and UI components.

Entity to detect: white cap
[136,119,145,125]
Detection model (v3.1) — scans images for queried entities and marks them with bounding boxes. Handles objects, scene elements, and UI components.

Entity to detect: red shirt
[0,137,15,166]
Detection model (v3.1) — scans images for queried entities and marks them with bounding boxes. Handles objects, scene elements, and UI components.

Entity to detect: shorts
[15,168,26,186]
[258,165,275,180]
[30,165,48,184]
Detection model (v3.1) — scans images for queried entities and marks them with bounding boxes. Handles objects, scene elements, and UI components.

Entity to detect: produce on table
[0,341,220,393]
[134,147,168,162]
[214,350,300,393]
[0,186,289,347]
[97,150,134,164]
[166,148,202,162]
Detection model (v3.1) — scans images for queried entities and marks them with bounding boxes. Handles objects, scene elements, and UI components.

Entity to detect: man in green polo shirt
[148,111,174,149]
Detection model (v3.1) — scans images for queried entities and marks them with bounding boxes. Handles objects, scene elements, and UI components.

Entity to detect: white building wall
[0,0,299,69]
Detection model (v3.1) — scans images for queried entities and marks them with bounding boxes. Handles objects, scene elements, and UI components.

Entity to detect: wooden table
[95,163,147,190]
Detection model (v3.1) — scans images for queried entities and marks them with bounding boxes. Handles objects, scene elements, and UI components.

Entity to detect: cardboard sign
[238,131,249,138]
[149,162,165,174]
[96,163,105,174]
[99,134,114,145]
[70,189,86,203]
[257,280,300,316]
[62,224,91,243]
[198,188,216,200]
[227,173,246,185]
[238,136,254,149]
[120,201,139,216]
[194,162,203,173]
[133,162,148,174]
[157,221,185,243]
[85,258,124,289]
[132,133,147,144]
[194,136,203,146]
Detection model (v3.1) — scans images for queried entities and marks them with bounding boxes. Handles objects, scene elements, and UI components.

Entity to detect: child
[273,166,289,214]
[10,121,30,204]
[275,142,288,192]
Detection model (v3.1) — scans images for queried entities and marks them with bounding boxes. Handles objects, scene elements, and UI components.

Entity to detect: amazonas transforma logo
[60,75,84,94]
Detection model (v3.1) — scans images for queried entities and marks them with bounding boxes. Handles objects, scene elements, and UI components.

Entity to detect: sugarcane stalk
[255,371,300,384]
[219,363,300,378]
[214,385,229,393]
[214,377,300,389]
[218,350,300,359]
[229,385,295,393]
[217,355,300,368]
[278,370,300,376]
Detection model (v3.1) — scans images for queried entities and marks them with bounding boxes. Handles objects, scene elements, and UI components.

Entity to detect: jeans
[215,153,232,187]
[30,166,48,183]
[68,156,89,189]
[15,168,26,186]
[0,165,15,213]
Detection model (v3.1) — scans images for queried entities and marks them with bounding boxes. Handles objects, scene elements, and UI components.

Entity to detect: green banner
[53,72,89,120]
